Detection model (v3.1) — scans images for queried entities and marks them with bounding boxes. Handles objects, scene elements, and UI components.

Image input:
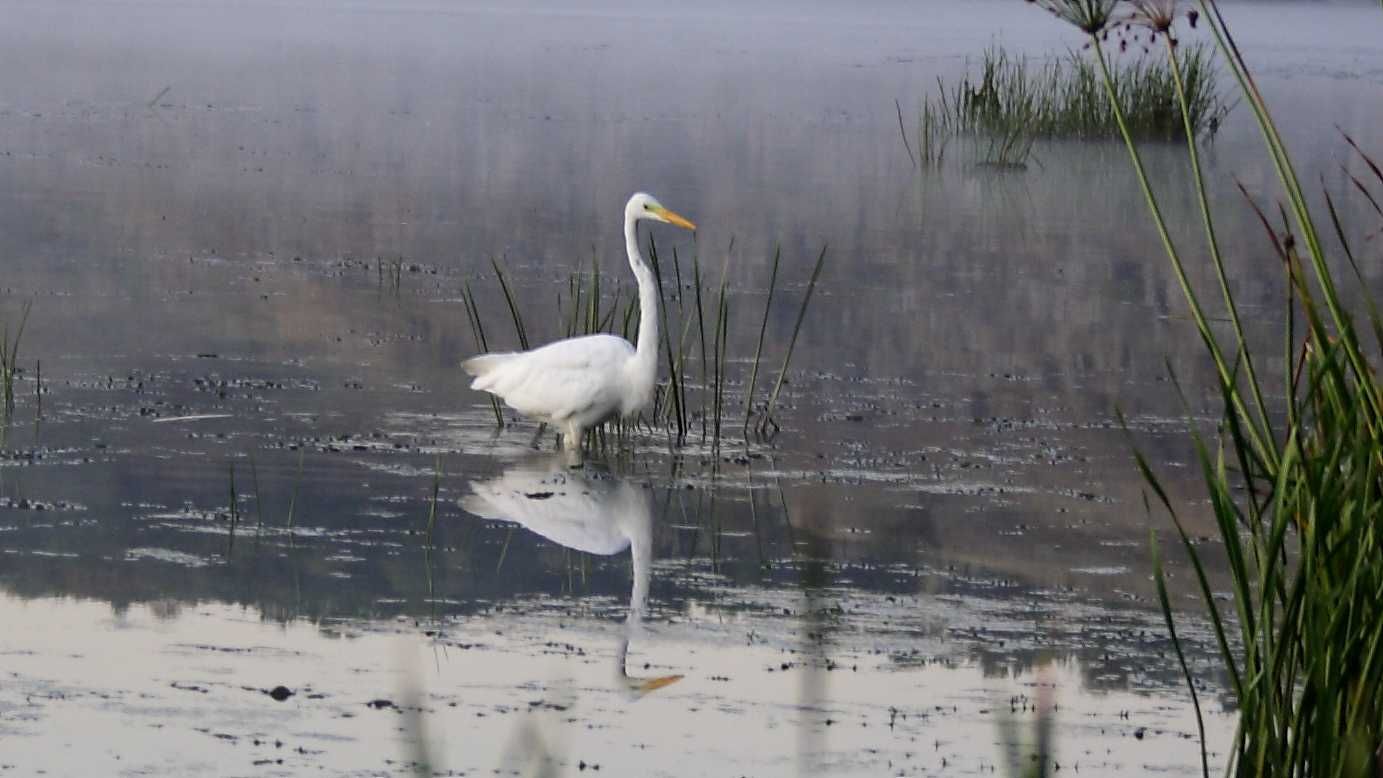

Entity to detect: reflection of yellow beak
[634,674,684,696]
[653,206,697,231]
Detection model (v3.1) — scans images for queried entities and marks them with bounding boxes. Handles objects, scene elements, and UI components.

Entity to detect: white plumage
[462,193,696,456]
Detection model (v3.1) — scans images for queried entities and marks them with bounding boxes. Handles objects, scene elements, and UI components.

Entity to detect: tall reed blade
[760,246,828,436]
[647,236,686,441]
[744,246,781,436]
[491,257,530,351]
[463,282,505,427]
[0,301,32,421]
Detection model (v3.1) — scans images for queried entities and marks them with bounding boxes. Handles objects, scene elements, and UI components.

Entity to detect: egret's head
[627,192,696,231]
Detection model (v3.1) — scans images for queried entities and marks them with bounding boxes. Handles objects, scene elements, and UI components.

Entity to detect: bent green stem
[1164,33,1274,461]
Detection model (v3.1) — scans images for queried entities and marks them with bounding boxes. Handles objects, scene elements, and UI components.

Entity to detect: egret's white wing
[476,334,634,422]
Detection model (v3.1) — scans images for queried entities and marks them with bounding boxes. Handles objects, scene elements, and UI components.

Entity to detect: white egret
[461,458,683,697]
[461,193,696,458]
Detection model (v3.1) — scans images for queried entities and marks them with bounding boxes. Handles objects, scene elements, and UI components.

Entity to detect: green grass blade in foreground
[1323,184,1383,358]
[1148,524,1210,778]
[1118,407,1242,700]
[1163,34,1275,454]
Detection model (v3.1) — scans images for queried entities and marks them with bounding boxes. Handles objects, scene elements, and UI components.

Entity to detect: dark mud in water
[2,0,1382,774]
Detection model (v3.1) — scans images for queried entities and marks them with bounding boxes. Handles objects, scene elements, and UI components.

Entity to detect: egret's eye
[643,204,651,210]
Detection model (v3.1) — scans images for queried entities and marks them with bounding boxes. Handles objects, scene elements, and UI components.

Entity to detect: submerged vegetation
[1,301,32,423]
[911,41,1230,166]
[1026,0,1383,774]
[462,240,826,455]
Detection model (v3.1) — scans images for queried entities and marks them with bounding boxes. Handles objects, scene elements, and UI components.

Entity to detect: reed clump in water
[911,40,1229,167]
[1032,0,1383,774]
[0,301,32,423]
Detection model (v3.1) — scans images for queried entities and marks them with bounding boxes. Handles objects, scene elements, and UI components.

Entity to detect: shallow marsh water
[1,0,1382,774]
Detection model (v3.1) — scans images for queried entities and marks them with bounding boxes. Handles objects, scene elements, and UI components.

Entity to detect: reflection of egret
[461,458,682,696]
[461,193,696,460]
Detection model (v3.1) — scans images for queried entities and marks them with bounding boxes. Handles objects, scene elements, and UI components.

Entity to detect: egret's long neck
[626,213,660,381]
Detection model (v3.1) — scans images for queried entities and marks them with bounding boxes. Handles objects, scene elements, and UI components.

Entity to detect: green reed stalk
[693,251,709,441]
[760,246,827,436]
[1162,33,1274,460]
[425,455,442,546]
[286,447,304,532]
[491,257,530,351]
[463,282,505,427]
[713,280,729,446]
[567,261,584,338]
[711,239,734,447]
[672,246,699,438]
[647,236,687,441]
[588,254,601,335]
[744,246,781,436]
[600,284,623,334]
[227,461,239,553]
[1149,524,1211,777]
[250,455,263,534]
[671,245,685,309]
[0,301,31,421]
[896,98,917,168]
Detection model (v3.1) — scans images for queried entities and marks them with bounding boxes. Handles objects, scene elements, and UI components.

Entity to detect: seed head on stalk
[1025,0,1119,34]
[1116,0,1200,45]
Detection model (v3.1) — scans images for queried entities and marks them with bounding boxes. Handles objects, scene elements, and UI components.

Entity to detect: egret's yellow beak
[653,206,696,231]
[634,674,684,696]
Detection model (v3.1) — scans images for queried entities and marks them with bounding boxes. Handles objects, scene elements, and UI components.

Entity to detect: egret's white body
[462,458,681,696]
[462,193,695,454]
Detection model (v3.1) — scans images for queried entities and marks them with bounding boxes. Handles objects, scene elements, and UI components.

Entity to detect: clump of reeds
[1034,1,1383,774]
[0,301,32,422]
[911,39,1229,167]
[377,256,404,293]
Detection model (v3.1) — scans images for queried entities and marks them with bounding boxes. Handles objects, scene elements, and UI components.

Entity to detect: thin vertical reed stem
[761,246,828,434]
[286,447,304,532]
[463,283,505,427]
[745,247,781,436]
[1164,33,1274,455]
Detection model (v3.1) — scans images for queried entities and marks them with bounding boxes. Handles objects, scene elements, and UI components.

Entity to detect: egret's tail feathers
[461,352,518,390]
[459,493,498,519]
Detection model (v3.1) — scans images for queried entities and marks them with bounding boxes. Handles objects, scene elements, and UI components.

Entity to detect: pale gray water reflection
[1,0,1381,773]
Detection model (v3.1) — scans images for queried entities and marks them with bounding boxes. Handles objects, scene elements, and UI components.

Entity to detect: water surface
[2,0,1382,773]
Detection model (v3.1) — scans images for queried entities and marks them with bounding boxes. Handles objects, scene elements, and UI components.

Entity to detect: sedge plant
[1028,0,1383,774]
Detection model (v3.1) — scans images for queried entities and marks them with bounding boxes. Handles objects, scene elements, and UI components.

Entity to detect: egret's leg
[563,422,585,468]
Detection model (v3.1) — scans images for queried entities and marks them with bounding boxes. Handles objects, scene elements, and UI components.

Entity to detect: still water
[1,0,1381,774]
